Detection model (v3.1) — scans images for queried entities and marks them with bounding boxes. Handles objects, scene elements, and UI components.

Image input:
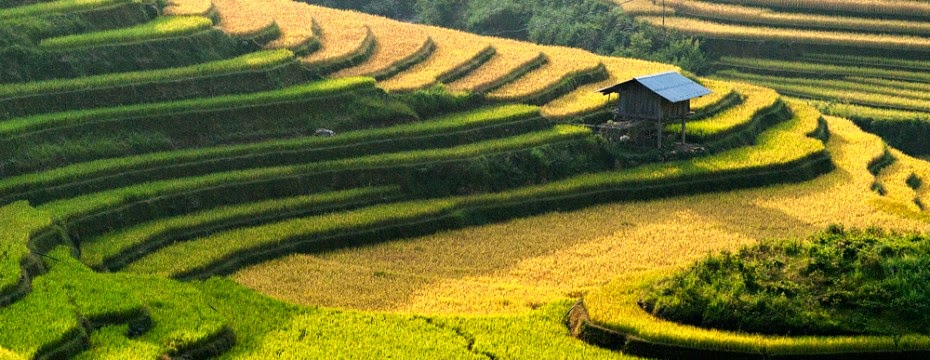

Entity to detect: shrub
[641,227,930,336]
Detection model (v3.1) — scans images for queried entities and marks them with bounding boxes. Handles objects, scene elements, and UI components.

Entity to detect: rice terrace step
[2,0,930,358]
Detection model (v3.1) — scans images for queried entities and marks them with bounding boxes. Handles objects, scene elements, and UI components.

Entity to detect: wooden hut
[597,71,711,148]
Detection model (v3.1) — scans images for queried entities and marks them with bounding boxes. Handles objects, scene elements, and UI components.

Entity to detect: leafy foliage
[641,226,930,336]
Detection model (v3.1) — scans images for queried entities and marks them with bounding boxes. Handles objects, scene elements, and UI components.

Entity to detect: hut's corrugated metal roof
[597,71,711,103]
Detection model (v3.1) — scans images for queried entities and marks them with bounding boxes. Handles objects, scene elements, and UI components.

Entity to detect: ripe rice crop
[640,16,930,52]
[0,0,129,18]
[644,0,930,36]
[124,199,460,277]
[300,4,372,67]
[0,49,295,99]
[617,0,667,15]
[667,81,778,139]
[487,46,602,102]
[703,0,930,19]
[844,77,930,94]
[446,38,546,93]
[212,0,318,50]
[872,152,922,214]
[211,0,277,39]
[236,100,848,315]
[541,56,677,120]
[257,0,317,50]
[380,27,493,92]
[235,308,481,359]
[37,125,591,222]
[801,53,930,72]
[38,16,214,50]
[713,72,930,112]
[813,101,930,124]
[80,187,401,270]
[330,10,432,79]
[718,56,930,83]
[716,70,930,103]
[245,113,923,315]
[690,79,736,113]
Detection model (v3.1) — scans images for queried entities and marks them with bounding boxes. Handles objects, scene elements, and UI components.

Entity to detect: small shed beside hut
[597,71,711,148]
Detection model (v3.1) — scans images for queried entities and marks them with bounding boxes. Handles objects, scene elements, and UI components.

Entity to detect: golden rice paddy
[332,17,431,78]
[299,5,371,66]
[640,16,930,51]
[446,38,545,93]
[379,27,492,92]
[235,112,928,316]
[541,56,677,120]
[487,46,603,101]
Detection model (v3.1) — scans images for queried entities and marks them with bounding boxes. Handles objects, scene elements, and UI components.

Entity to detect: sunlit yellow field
[541,56,677,119]
[333,16,431,78]
[622,0,930,36]
[446,38,545,93]
[379,27,492,92]
[297,5,371,66]
[212,0,277,38]
[235,112,928,316]
[487,46,603,101]
[640,16,930,51]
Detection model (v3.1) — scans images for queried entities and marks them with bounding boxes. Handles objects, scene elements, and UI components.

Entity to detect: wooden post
[657,103,664,149]
[656,118,663,149]
[680,117,686,144]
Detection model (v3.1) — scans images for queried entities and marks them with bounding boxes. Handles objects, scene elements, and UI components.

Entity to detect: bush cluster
[641,226,930,336]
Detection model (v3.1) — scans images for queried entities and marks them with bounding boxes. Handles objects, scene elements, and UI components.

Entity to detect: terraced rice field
[2,0,930,358]
[613,0,930,160]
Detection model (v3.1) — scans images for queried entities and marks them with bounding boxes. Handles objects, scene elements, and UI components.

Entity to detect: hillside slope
[616,0,930,158]
[0,0,926,358]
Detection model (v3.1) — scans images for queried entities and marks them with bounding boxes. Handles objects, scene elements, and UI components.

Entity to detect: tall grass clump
[641,226,930,336]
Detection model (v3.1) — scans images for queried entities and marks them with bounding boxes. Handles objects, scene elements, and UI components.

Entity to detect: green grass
[0,0,132,19]
[0,202,50,295]
[118,101,824,279]
[195,278,632,359]
[0,49,295,98]
[80,186,403,270]
[0,76,376,137]
[436,300,636,359]
[713,71,930,113]
[810,101,930,156]
[812,101,930,124]
[38,125,592,225]
[801,53,930,72]
[462,99,825,210]
[38,16,213,50]
[0,245,227,358]
[0,10,142,47]
[717,70,930,102]
[234,310,482,359]
[718,56,930,83]
[124,198,459,278]
[0,105,541,204]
